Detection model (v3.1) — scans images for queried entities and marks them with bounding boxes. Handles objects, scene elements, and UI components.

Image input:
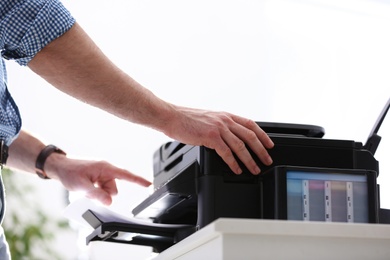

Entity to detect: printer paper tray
[84,210,196,253]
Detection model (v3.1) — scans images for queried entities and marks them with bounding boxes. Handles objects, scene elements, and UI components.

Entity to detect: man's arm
[28,22,274,175]
[7,130,151,205]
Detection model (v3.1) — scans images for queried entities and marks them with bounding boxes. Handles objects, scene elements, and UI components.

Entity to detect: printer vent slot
[164,155,183,172]
[168,143,186,158]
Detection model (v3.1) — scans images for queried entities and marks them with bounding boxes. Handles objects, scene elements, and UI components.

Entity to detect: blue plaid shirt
[0,0,75,145]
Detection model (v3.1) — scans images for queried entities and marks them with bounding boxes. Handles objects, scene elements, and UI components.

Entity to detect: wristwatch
[35,145,66,179]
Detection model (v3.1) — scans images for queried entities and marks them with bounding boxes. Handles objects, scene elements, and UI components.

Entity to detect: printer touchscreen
[261,166,378,223]
[286,170,371,223]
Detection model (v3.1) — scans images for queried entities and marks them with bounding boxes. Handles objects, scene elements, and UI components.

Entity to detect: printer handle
[257,122,325,138]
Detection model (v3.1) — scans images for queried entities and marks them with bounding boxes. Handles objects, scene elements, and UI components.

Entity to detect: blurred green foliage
[1,168,69,260]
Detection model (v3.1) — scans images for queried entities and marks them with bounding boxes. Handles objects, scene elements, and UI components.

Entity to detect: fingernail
[267,156,273,165]
[236,167,243,175]
[254,166,261,175]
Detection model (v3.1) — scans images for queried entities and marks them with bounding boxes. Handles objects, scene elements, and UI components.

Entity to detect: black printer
[85,98,390,252]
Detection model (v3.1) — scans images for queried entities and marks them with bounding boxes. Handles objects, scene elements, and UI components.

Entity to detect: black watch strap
[0,140,8,169]
[35,145,66,179]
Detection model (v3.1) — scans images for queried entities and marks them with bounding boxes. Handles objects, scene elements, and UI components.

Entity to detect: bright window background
[6,0,390,259]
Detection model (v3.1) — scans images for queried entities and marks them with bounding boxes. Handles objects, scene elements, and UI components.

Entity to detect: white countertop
[154,218,390,260]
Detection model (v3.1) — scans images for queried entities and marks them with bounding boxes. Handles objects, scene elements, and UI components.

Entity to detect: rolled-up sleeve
[0,0,76,66]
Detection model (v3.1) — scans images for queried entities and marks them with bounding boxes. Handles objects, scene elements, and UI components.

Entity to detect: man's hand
[165,106,274,175]
[7,130,151,206]
[49,157,151,206]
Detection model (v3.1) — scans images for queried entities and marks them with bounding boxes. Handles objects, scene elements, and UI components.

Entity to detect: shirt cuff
[2,0,76,66]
